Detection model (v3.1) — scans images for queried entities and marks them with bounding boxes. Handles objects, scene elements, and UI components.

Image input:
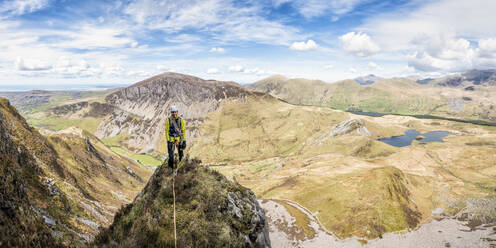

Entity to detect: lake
[378,129,452,147]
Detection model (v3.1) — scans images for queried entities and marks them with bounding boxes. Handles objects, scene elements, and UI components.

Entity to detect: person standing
[164,105,186,169]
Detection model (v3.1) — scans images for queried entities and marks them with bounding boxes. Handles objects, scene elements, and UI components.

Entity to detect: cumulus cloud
[405,35,479,72]
[243,67,265,75]
[349,67,357,74]
[324,64,334,69]
[339,32,380,57]
[356,0,496,73]
[228,65,243,72]
[15,58,52,71]
[290,40,318,51]
[206,68,220,74]
[478,38,496,58]
[209,47,225,53]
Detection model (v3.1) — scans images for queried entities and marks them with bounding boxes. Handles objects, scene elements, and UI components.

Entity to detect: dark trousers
[167,141,184,169]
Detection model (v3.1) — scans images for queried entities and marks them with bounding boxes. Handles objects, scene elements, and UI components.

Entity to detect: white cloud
[406,35,477,72]
[130,41,139,48]
[349,67,357,74]
[206,68,220,74]
[339,32,380,57]
[52,57,91,76]
[360,0,496,52]
[123,0,303,45]
[0,0,50,16]
[355,0,496,73]
[324,64,334,69]
[15,57,51,71]
[58,26,136,49]
[228,65,243,72]
[367,62,382,70]
[243,67,265,75]
[290,40,318,51]
[209,47,225,53]
[478,38,496,58]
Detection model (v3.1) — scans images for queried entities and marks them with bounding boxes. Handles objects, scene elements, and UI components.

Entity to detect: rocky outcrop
[94,159,271,247]
[96,72,265,153]
[330,118,371,137]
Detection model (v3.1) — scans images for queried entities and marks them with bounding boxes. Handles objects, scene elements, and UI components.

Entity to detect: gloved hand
[181,140,187,149]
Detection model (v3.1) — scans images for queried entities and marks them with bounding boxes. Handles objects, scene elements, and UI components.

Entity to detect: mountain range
[1,70,495,247]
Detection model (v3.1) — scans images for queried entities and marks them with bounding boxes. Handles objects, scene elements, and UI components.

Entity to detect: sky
[0,0,495,86]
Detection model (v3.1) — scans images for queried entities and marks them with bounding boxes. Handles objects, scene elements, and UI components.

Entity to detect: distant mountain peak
[354,74,384,85]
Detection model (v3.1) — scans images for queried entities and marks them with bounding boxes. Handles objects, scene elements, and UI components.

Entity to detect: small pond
[377,129,452,147]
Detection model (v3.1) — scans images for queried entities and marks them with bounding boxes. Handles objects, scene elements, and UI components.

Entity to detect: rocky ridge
[95,159,271,247]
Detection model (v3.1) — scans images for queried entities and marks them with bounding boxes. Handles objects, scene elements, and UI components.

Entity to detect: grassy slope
[190,96,496,239]
[251,76,496,122]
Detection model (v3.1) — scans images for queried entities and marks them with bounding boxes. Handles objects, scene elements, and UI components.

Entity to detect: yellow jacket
[165,116,186,142]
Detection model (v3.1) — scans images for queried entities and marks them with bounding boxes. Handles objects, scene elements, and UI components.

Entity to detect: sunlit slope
[250,76,496,121]
[189,96,496,239]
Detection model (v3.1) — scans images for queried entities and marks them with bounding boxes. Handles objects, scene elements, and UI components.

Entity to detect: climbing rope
[171,143,178,248]
[171,143,186,248]
[173,169,177,248]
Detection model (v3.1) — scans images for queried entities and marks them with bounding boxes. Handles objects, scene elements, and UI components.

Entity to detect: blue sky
[0,0,495,86]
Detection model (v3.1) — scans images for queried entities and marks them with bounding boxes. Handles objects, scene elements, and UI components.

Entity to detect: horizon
[0,0,495,86]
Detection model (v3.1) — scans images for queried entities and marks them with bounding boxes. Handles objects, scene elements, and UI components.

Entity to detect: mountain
[5,72,496,245]
[354,74,384,85]
[250,74,496,122]
[96,72,265,154]
[0,97,153,245]
[94,159,271,247]
[418,69,496,87]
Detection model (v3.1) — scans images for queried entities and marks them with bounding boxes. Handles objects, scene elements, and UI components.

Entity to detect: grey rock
[330,118,371,137]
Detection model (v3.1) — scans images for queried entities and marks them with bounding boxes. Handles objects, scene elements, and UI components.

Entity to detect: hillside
[0,98,153,244]
[187,93,496,242]
[95,159,271,247]
[250,74,496,122]
[0,98,79,246]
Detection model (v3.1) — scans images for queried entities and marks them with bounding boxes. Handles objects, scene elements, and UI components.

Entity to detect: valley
[1,71,495,247]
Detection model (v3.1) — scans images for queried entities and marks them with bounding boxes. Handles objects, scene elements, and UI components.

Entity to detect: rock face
[330,118,371,137]
[95,159,271,247]
[96,72,264,153]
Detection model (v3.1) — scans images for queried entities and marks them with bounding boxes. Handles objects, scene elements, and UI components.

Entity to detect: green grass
[109,146,162,167]
[101,133,130,147]
[27,117,102,133]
